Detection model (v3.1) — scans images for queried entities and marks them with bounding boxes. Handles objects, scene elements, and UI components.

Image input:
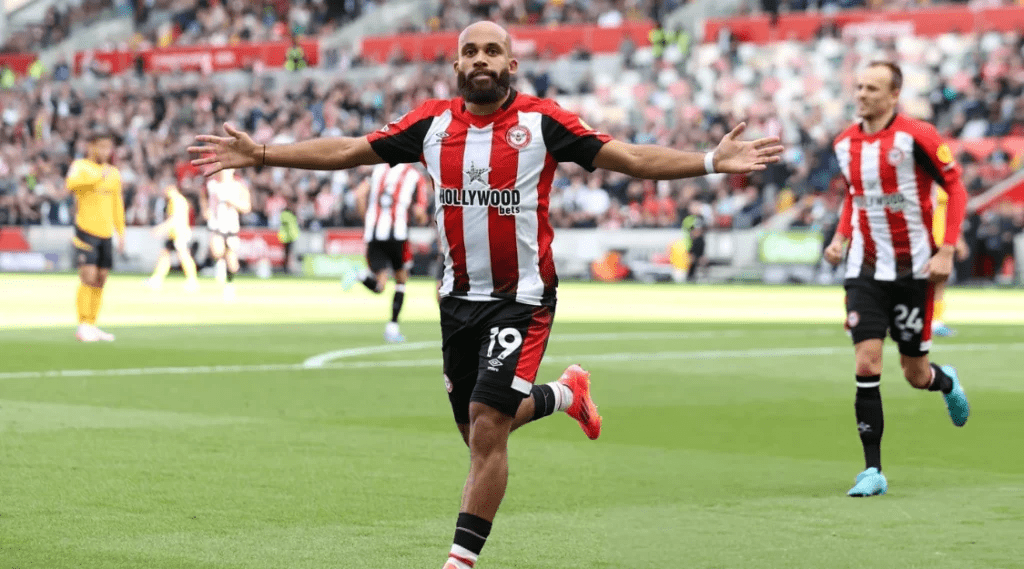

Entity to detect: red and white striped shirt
[834,114,967,281]
[363,162,429,242]
[367,90,612,306]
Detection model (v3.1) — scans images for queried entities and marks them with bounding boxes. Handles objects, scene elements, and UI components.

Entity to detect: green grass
[1,275,1023,568]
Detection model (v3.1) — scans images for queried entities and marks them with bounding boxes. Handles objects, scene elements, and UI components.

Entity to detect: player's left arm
[593,123,783,179]
[354,177,371,219]
[539,104,781,177]
[913,125,967,282]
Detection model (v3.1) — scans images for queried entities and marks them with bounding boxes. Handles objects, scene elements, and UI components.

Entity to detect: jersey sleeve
[65,160,100,192]
[539,103,613,172]
[366,102,442,166]
[911,123,966,246]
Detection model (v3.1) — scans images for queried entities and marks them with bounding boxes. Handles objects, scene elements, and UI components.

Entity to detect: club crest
[505,125,532,150]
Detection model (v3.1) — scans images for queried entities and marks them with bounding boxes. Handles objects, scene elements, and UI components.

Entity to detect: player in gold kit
[930,187,969,337]
[147,183,199,292]
[67,131,125,342]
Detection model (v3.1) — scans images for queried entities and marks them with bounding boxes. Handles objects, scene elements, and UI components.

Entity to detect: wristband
[704,150,716,174]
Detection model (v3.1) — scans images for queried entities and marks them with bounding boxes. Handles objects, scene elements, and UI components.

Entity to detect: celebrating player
[147,184,199,292]
[824,61,971,497]
[352,162,430,343]
[201,168,251,299]
[67,130,124,342]
[190,20,783,569]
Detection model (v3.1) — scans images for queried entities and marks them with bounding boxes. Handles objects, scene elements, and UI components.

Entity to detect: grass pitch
[1,274,1023,568]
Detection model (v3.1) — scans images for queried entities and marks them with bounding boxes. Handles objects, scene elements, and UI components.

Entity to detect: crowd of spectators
[136,0,373,48]
[755,0,1020,19]
[1,1,126,54]
[1,11,1023,278]
[425,0,680,33]
[2,0,374,54]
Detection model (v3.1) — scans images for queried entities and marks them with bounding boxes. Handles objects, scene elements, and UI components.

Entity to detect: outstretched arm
[189,123,383,176]
[592,123,783,179]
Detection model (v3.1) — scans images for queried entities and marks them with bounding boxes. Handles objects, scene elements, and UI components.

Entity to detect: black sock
[453,512,492,557]
[927,363,953,394]
[391,287,405,323]
[855,378,884,471]
[226,269,235,283]
[361,276,379,293]
[530,384,557,422]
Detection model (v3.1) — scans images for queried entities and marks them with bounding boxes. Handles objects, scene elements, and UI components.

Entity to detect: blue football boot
[848,467,888,497]
[941,365,970,427]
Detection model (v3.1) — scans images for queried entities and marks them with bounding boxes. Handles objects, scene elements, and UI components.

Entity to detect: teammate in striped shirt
[823,61,971,497]
[202,168,251,299]
[352,162,430,343]
[190,21,783,569]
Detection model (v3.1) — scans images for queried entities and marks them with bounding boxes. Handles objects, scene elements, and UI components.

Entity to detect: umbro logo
[857,421,872,433]
[435,131,451,140]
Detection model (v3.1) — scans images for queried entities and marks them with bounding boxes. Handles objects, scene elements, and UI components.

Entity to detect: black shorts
[844,277,935,357]
[366,239,411,274]
[73,227,113,269]
[440,297,555,423]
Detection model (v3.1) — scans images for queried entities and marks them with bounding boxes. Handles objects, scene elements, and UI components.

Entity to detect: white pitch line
[302,341,438,368]
[299,328,834,368]
[2,342,1022,381]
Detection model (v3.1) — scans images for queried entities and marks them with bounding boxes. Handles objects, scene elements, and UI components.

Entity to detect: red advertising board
[0,52,36,75]
[359,22,653,64]
[704,6,1024,44]
[0,227,31,251]
[324,229,366,256]
[74,39,319,75]
[237,228,285,267]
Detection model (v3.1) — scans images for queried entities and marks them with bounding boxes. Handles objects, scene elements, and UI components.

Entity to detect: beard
[457,68,512,104]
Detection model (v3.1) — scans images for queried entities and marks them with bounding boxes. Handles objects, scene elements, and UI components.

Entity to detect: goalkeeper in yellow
[67,131,124,342]
[147,183,199,291]
[932,187,970,337]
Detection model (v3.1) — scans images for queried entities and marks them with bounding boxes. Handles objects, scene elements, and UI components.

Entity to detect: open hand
[713,123,785,174]
[188,123,261,176]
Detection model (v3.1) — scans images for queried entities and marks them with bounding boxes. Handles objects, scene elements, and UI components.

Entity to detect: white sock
[547,381,573,412]
[446,545,478,568]
[215,259,227,281]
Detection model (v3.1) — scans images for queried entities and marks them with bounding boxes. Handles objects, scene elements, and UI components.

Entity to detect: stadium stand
[1,1,1022,281]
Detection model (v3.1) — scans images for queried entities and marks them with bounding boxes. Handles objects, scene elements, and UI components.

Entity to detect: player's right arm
[189,123,383,175]
[65,159,101,193]
[825,183,854,265]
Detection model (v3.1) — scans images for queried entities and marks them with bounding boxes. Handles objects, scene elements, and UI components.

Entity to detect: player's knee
[467,406,510,456]
[855,355,882,377]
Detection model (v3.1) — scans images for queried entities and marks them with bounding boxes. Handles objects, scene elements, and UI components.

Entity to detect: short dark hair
[86,129,116,143]
[867,60,902,92]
